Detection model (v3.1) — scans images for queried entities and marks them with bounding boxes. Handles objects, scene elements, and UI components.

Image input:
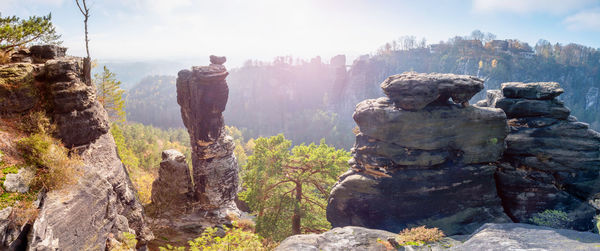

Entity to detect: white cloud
[564,8,600,31]
[472,0,596,14]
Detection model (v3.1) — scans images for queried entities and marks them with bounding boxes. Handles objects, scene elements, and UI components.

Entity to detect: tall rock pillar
[176,56,239,211]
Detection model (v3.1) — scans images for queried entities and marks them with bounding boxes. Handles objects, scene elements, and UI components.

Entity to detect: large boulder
[380,72,483,110]
[327,72,510,236]
[276,226,461,251]
[276,223,600,251]
[151,149,193,211]
[29,45,67,63]
[477,82,600,230]
[501,82,564,100]
[3,168,33,193]
[452,223,600,251]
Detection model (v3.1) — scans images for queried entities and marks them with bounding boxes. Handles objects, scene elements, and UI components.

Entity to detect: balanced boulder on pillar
[176,56,239,211]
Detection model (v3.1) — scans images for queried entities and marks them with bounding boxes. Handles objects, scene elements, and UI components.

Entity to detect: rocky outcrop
[42,57,110,147]
[274,226,459,251]
[176,56,239,212]
[451,223,600,251]
[276,223,600,251]
[151,149,193,212]
[327,72,511,236]
[477,82,600,230]
[380,72,483,110]
[0,63,37,114]
[0,46,152,250]
[3,168,33,193]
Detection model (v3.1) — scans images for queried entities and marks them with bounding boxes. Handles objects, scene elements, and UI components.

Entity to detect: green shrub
[159,221,266,251]
[529,209,572,229]
[396,226,445,246]
[19,111,55,134]
[16,133,81,191]
[2,165,20,174]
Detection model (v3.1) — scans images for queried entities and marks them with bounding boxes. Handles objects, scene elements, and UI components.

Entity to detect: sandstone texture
[3,168,33,193]
[176,55,239,212]
[380,72,483,110]
[42,57,110,147]
[451,223,600,251]
[0,46,152,250]
[477,82,600,231]
[276,226,461,251]
[276,223,600,251]
[0,63,38,114]
[327,72,510,236]
[151,149,193,211]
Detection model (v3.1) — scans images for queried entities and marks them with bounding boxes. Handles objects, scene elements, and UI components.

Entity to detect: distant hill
[126,75,183,128]
[125,36,600,149]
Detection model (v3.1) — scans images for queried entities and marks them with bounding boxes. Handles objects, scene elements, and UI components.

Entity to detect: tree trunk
[292,183,302,235]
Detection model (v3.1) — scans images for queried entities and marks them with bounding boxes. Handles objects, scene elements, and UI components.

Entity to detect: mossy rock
[0,63,38,113]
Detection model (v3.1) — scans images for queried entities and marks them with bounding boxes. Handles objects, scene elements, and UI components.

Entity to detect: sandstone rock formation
[151,149,193,212]
[276,223,600,251]
[0,63,37,114]
[43,57,110,147]
[380,73,484,110]
[275,226,451,251]
[327,72,511,235]
[0,45,152,250]
[451,223,600,251]
[176,56,239,212]
[477,82,600,230]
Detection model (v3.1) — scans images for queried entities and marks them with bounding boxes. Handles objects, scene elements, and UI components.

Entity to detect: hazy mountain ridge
[125,37,600,149]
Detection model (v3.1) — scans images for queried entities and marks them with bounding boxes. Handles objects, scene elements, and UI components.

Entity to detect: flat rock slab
[452,223,600,251]
[380,72,483,110]
[502,82,564,100]
[353,97,508,165]
[495,97,571,119]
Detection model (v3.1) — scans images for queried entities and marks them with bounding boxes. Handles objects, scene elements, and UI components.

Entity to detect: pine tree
[239,134,350,241]
[0,13,62,53]
[94,66,126,123]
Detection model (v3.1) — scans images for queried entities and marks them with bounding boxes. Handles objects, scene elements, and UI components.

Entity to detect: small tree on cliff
[239,134,350,241]
[94,66,126,123]
[75,0,91,84]
[0,13,61,54]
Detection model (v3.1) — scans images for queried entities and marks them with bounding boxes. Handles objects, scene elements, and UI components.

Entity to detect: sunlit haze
[3,0,600,66]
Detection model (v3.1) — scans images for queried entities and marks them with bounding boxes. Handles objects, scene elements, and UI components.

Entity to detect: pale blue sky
[2,0,600,66]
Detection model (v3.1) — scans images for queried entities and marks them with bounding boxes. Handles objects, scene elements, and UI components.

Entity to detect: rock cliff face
[175,55,239,212]
[477,82,600,230]
[327,72,511,235]
[0,46,152,250]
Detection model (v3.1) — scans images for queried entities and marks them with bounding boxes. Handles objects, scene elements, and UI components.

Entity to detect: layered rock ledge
[327,72,511,235]
[176,55,239,212]
[477,82,600,230]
